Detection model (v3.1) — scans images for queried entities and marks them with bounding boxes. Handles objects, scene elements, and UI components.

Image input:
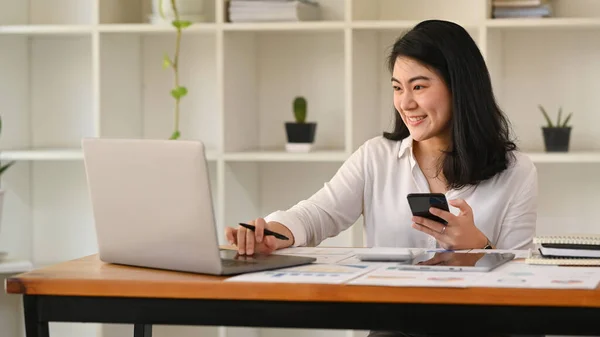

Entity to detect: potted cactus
[538,104,573,152]
[285,96,317,152]
[0,115,15,239]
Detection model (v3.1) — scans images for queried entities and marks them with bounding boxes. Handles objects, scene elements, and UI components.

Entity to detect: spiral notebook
[527,234,600,265]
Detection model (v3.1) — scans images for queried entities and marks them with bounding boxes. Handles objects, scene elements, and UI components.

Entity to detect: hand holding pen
[225,218,293,255]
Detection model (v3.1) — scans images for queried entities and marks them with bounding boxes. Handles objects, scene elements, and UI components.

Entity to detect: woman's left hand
[411,198,489,250]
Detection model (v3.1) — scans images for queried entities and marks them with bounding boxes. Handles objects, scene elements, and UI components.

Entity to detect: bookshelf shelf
[0,25,93,35]
[0,149,84,161]
[526,152,600,163]
[222,21,345,31]
[0,259,33,274]
[3,149,599,164]
[350,20,421,30]
[1,1,600,337]
[223,150,348,162]
[97,23,217,34]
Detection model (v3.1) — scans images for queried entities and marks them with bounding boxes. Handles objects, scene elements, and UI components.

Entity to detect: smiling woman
[226,18,537,255]
[225,20,540,335]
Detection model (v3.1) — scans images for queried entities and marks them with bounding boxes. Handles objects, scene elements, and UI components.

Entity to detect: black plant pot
[285,122,317,143]
[285,122,317,152]
[542,127,571,152]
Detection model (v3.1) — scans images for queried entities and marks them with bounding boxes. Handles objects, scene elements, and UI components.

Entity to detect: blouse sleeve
[263,143,368,247]
[495,158,538,250]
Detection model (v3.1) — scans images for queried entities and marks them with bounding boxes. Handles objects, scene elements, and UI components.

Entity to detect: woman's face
[392,56,452,143]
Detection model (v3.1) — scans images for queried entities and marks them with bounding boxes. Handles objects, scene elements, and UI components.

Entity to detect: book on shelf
[492,0,552,18]
[493,0,549,7]
[526,234,600,265]
[227,0,320,23]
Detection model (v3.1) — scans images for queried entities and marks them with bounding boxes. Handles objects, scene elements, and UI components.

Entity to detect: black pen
[238,223,289,241]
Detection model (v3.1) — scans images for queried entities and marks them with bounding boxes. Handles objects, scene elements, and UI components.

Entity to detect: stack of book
[526,234,600,266]
[228,0,320,23]
[492,0,553,18]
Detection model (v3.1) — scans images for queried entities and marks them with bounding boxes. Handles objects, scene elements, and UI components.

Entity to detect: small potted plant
[0,115,15,239]
[285,96,317,152]
[538,104,573,152]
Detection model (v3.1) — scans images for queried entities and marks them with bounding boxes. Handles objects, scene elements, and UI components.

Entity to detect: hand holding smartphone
[407,193,450,225]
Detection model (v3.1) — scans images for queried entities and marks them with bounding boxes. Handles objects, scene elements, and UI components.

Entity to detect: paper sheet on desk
[224,262,380,284]
[473,262,600,289]
[348,265,485,288]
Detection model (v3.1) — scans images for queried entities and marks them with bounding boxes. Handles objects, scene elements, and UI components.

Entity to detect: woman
[225,19,538,261]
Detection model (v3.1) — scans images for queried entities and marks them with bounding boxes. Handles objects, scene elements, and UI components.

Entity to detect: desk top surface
[5,254,600,308]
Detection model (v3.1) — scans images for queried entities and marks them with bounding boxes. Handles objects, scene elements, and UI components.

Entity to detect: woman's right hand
[225,218,290,255]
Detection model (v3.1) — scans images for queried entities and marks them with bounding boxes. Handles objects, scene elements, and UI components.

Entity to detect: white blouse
[264,135,538,250]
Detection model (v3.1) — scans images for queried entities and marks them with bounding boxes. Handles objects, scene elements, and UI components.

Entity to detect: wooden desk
[5,254,600,337]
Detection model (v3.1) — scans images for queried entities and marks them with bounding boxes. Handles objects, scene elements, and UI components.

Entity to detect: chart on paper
[225,263,378,284]
[273,247,366,264]
[348,265,485,288]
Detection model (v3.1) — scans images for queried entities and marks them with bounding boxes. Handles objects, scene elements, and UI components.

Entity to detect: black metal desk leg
[23,296,50,337]
[134,324,152,337]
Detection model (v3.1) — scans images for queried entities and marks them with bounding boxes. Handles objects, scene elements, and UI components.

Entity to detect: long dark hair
[383,19,517,190]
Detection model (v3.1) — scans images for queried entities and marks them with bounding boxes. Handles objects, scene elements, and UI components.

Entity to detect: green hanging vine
[159,0,192,140]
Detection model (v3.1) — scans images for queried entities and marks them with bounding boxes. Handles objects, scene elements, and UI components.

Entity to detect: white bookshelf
[0,0,599,337]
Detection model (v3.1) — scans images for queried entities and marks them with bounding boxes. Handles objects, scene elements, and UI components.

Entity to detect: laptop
[81,138,316,275]
[396,251,515,272]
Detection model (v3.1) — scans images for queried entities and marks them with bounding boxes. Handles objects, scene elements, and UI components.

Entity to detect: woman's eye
[393,86,401,91]
[414,85,423,90]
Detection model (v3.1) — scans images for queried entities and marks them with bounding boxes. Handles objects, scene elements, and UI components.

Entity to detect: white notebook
[527,234,600,265]
[533,234,600,245]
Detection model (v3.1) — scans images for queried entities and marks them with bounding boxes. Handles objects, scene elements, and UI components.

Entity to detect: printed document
[225,262,379,284]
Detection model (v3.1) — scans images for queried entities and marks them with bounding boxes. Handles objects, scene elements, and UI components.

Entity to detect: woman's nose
[400,93,417,111]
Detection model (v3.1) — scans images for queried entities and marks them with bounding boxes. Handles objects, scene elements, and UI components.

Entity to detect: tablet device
[396,251,515,272]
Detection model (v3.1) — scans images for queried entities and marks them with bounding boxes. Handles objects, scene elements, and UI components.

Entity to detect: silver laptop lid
[82,138,223,274]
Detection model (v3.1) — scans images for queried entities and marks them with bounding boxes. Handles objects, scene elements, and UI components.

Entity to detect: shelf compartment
[0,0,94,25]
[28,162,96,266]
[0,162,33,266]
[99,33,220,150]
[486,28,600,153]
[536,163,600,236]
[99,0,217,24]
[352,0,485,24]
[0,35,95,152]
[223,30,346,153]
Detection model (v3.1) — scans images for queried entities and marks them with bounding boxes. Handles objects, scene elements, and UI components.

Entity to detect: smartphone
[407,193,449,225]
